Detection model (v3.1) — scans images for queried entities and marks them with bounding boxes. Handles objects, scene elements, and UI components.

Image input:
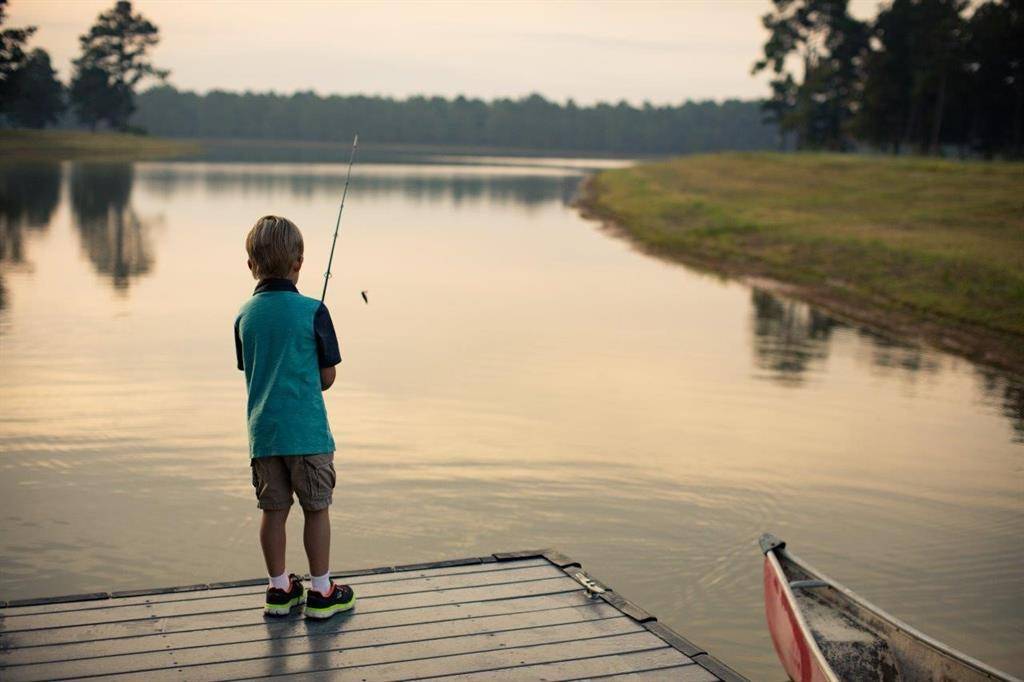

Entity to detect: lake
[0,156,1021,678]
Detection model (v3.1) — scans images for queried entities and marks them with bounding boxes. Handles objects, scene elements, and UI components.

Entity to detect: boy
[234,215,356,619]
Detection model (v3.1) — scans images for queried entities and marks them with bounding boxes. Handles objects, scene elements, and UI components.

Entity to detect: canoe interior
[776,552,1017,682]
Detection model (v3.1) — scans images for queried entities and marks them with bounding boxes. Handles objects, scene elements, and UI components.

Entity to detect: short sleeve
[314,303,342,368]
[234,316,244,371]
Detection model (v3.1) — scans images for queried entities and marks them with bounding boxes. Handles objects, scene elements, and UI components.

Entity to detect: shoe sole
[264,588,306,616]
[304,595,356,619]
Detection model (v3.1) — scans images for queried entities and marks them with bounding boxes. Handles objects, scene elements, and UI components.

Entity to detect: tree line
[132,89,776,154]
[0,0,775,154]
[3,0,1021,157]
[754,0,1022,157]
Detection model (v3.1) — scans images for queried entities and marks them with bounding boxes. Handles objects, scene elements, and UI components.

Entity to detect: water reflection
[69,163,154,291]
[857,328,941,374]
[750,288,842,384]
[0,162,60,262]
[0,162,61,309]
[187,140,629,171]
[751,287,948,382]
[750,287,1024,442]
[138,165,580,207]
[977,371,1024,443]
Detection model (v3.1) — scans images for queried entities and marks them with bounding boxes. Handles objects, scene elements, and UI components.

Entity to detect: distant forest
[132,88,779,155]
[3,0,1022,158]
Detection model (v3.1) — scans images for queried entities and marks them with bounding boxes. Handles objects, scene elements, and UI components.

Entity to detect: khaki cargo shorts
[251,453,335,511]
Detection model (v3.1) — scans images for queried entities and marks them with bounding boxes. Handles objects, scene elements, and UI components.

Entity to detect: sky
[10,0,882,106]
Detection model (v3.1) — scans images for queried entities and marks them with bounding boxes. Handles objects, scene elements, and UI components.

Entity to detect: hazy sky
[11,0,881,105]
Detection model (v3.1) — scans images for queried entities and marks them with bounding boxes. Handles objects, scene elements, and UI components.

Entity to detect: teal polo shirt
[234,278,341,458]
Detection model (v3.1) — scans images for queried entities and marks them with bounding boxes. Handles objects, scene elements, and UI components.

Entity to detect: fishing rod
[321,133,359,303]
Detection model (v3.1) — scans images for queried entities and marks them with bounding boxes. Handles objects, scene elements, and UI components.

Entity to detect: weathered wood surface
[0,550,747,681]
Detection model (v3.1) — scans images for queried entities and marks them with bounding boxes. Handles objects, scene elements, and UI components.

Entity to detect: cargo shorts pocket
[251,458,294,510]
[299,453,335,509]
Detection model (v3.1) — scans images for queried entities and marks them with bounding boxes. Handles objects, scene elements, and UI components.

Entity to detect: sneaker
[264,574,306,616]
[304,581,356,619]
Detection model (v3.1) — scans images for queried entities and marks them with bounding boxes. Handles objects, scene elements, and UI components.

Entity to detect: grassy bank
[579,152,1024,372]
[0,129,201,161]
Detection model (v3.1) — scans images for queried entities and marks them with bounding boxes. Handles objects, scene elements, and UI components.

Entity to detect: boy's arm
[314,303,341,391]
[234,317,244,371]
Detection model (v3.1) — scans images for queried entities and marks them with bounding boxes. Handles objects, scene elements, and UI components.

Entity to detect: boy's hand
[320,366,336,391]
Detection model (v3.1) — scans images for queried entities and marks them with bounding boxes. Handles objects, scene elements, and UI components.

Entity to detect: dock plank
[256,631,670,681]
[1,594,610,666]
[442,649,715,681]
[0,558,550,616]
[51,620,651,682]
[9,604,628,680]
[0,576,581,648]
[2,564,564,631]
[0,552,744,681]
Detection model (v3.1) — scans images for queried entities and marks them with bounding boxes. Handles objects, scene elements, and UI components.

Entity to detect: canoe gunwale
[765,536,1021,682]
[765,548,839,682]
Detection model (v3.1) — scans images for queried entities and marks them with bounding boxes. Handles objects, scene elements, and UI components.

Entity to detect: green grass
[581,152,1024,339]
[0,129,201,160]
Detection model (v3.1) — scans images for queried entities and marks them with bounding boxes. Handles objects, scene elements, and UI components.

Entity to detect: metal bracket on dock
[570,570,607,598]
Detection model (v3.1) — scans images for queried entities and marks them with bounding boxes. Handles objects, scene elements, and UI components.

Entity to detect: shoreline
[575,170,1024,378]
[0,130,201,161]
[189,137,650,159]
[0,131,648,164]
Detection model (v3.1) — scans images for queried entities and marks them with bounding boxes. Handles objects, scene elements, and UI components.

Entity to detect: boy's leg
[260,508,290,577]
[303,507,331,578]
[297,456,356,617]
[251,457,295,581]
[285,453,336,595]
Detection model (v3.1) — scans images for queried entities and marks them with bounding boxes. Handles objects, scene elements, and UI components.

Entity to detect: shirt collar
[253,278,298,295]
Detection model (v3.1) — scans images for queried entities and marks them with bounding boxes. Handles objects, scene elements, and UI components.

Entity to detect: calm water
[0,158,1021,678]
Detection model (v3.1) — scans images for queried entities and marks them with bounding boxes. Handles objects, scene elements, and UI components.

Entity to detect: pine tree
[6,49,65,128]
[69,0,167,131]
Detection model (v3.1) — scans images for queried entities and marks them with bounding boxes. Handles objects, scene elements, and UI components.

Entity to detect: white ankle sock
[311,571,331,595]
[269,571,290,591]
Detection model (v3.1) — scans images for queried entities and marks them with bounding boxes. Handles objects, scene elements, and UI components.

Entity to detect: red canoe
[760,533,1019,682]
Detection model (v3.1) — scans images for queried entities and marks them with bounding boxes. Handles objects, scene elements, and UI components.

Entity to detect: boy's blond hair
[246,215,304,279]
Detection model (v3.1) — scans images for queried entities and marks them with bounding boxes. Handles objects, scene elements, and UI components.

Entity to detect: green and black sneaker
[264,574,306,616]
[304,582,356,619]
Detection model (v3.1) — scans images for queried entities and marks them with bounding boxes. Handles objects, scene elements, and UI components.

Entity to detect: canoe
[759,533,1020,682]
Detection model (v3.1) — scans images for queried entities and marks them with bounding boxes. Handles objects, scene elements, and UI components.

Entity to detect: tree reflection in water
[857,328,940,374]
[750,288,842,384]
[750,288,945,384]
[977,371,1024,444]
[69,163,153,291]
[0,162,61,309]
[137,165,579,208]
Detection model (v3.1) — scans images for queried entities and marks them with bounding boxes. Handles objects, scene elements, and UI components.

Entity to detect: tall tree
[69,0,167,131]
[0,0,35,112]
[70,65,131,131]
[5,49,65,128]
[855,0,969,155]
[914,0,968,154]
[753,0,868,150]
[855,0,916,152]
[964,0,1024,157]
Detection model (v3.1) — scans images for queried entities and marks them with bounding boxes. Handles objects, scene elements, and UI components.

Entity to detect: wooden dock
[0,549,746,681]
